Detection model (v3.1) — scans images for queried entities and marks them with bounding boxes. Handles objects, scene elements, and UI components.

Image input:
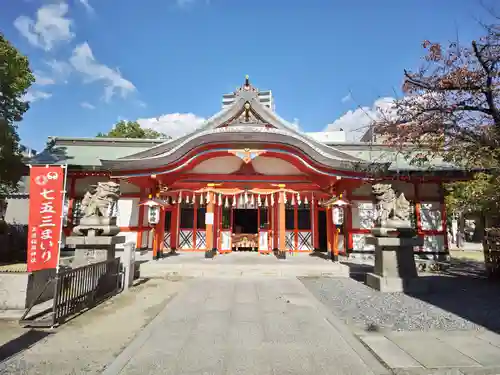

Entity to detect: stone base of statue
[365,226,428,293]
[67,235,125,267]
[72,217,121,237]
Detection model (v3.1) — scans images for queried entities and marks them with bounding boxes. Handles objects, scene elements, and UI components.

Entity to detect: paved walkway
[102,278,388,375]
[360,331,500,374]
[140,252,349,278]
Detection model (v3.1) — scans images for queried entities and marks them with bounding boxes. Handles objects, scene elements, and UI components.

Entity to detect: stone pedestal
[66,236,125,267]
[365,231,428,293]
[122,242,136,290]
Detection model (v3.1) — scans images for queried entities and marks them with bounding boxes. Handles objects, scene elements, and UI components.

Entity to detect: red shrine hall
[34,76,465,261]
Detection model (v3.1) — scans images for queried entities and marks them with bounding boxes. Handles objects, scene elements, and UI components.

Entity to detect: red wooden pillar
[439,183,449,253]
[415,182,423,253]
[273,192,279,250]
[193,198,198,250]
[267,204,272,252]
[326,206,333,255]
[137,188,145,249]
[206,192,214,251]
[157,208,166,258]
[312,196,319,250]
[170,202,179,250]
[278,191,286,251]
[293,198,298,252]
[345,191,353,254]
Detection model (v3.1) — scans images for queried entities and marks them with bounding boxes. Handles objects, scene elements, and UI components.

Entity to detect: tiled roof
[29,135,459,173]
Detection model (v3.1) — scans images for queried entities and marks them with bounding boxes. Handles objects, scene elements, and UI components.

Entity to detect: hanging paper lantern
[212,193,216,204]
[297,193,301,206]
[277,193,281,204]
[257,194,262,207]
[200,193,204,205]
[284,192,287,204]
[178,192,182,203]
[270,194,274,206]
[304,196,309,206]
[239,194,244,207]
[250,194,255,206]
[185,194,190,204]
[244,191,249,204]
[224,196,229,208]
[232,195,236,207]
[264,196,269,207]
[291,194,295,206]
[218,193,222,206]
[206,191,210,202]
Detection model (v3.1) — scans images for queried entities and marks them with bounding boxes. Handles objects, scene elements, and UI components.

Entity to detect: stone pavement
[301,277,500,375]
[0,278,185,375]
[140,251,349,278]
[359,331,500,375]
[103,277,389,375]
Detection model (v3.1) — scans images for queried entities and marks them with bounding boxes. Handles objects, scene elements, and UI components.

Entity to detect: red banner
[27,165,66,272]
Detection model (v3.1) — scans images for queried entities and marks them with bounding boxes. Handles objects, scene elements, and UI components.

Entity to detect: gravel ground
[0,278,186,375]
[300,276,500,334]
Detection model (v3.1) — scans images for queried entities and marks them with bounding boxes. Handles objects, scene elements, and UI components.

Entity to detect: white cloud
[78,0,94,13]
[137,113,205,138]
[45,59,72,83]
[14,3,74,51]
[341,93,352,103]
[325,97,396,141]
[34,71,55,85]
[23,90,52,102]
[70,42,136,102]
[80,101,95,109]
[34,59,72,86]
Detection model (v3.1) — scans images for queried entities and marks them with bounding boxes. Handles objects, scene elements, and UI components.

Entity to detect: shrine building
[30,76,468,261]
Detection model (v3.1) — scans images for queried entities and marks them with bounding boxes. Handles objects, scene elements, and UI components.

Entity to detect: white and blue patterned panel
[179,230,193,250]
[352,233,375,251]
[163,231,171,249]
[285,231,294,250]
[196,230,207,249]
[297,231,313,251]
[220,231,231,251]
[259,231,268,251]
[351,201,376,229]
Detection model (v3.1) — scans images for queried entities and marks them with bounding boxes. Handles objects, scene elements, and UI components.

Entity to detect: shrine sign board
[27,165,66,272]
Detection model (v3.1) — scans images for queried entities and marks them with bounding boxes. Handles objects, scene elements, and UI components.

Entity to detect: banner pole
[55,165,68,274]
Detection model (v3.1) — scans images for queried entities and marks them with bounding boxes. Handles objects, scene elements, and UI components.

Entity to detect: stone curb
[100,281,189,375]
[297,279,392,375]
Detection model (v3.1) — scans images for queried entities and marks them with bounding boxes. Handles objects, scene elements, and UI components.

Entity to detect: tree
[0,34,34,195]
[97,120,169,139]
[376,21,500,169]
[375,20,500,218]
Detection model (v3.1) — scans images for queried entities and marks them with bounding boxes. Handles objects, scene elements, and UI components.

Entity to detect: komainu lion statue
[72,181,121,236]
[81,182,120,218]
[372,183,411,228]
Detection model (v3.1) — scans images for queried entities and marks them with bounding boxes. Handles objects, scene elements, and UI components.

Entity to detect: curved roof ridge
[101,126,366,165]
[120,96,246,160]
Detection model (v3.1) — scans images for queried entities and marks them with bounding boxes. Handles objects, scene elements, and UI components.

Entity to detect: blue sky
[1,0,495,150]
